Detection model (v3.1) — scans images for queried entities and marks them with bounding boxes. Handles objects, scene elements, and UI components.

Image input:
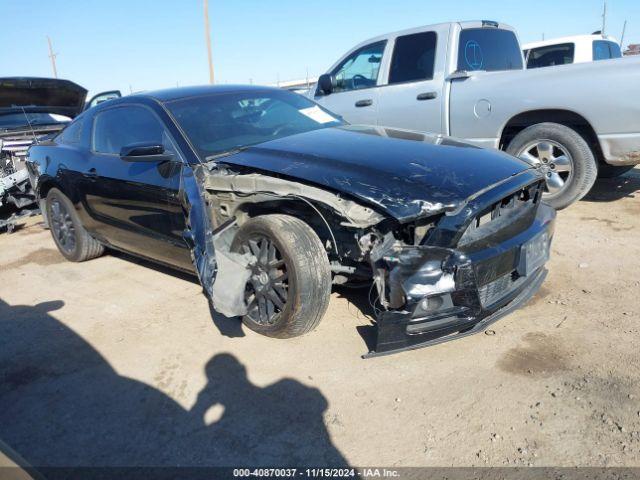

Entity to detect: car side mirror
[120,143,175,162]
[317,74,335,95]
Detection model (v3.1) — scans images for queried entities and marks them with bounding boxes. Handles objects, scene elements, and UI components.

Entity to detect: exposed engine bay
[0,126,68,231]
[0,77,90,231]
[0,133,39,230]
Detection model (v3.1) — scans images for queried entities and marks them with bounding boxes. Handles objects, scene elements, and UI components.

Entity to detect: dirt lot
[1,168,639,469]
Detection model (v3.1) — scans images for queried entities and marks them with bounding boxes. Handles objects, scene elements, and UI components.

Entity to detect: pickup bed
[312,20,640,209]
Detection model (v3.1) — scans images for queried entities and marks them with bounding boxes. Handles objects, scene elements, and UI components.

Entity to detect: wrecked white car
[26,86,555,356]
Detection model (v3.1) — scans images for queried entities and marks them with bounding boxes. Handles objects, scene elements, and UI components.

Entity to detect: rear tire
[597,164,636,178]
[506,122,598,210]
[231,214,331,339]
[46,188,105,262]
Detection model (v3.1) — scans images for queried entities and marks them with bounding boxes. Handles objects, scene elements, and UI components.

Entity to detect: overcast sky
[2,0,638,96]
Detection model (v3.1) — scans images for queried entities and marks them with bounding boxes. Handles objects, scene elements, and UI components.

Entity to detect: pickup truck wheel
[231,214,331,339]
[506,123,597,210]
[597,164,636,179]
[46,188,105,262]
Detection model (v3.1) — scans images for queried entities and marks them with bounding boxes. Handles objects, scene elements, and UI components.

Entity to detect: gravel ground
[0,167,639,468]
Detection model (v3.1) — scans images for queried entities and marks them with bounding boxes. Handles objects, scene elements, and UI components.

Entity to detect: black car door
[81,104,193,271]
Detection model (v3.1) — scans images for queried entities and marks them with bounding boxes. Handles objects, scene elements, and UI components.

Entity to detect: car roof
[523,34,619,50]
[130,84,283,103]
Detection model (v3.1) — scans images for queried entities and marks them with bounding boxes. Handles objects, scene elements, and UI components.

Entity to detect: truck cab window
[389,31,437,84]
[593,40,622,60]
[526,43,575,68]
[457,28,523,72]
[331,41,386,93]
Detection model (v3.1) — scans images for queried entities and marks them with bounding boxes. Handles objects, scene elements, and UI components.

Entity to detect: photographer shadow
[0,298,348,469]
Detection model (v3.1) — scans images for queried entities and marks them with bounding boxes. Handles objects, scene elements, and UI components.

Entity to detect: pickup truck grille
[458,181,543,247]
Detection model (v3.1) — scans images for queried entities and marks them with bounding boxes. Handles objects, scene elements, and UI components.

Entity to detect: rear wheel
[46,188,105,262]
[231,214,331,338]
[507,123,598,210]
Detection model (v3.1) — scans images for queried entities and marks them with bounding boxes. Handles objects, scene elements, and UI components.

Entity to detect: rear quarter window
[457,28,523,72]
[57,118,84,145]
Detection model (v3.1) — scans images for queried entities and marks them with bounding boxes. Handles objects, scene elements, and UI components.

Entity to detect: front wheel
[230,214,331,338]
[506,123,598,210]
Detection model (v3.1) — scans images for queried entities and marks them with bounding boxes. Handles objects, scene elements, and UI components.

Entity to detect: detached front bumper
[365,203,555,358]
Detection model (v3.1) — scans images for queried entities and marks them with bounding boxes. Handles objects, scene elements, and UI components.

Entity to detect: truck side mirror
[85,90,122,110]
[317,74,335,95]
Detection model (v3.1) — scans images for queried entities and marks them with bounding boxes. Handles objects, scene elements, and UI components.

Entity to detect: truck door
[376,26,448,134]
[313,41,386,125]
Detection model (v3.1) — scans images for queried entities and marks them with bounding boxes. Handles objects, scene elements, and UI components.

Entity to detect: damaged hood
[0,77,87,121]
[217,125,534,222]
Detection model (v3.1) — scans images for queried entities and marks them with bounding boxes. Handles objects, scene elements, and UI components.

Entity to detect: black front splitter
[362,268,547,358]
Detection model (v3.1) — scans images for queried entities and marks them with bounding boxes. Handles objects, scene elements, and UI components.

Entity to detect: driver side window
[331,41,386,93]
[92,106,175,155]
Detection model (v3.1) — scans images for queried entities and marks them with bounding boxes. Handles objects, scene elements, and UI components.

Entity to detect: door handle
[355,99,373,107]
[85,168,98,179]
[417,92,438,101]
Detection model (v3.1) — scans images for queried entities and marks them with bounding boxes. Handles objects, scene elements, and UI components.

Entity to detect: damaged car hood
[0,77,87,120]
[216,125,534,222]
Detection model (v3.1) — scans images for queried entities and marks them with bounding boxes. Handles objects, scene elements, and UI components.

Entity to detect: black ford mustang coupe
[26,85,555,356]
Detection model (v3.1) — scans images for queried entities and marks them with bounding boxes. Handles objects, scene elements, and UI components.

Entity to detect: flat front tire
[231,214,331,338]
[46,188,105,262]
[506,123,598,210]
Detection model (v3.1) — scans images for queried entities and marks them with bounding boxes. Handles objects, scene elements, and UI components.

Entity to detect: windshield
[165,89,344,159]
[0,112,71,129]
[458,28,523,72]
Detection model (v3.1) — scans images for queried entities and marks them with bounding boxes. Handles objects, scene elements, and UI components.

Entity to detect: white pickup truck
[312,21,640,209]
[523,34,622,69]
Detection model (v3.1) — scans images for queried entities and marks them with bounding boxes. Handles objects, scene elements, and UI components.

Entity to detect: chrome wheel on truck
[516,140,574,197]
[506,122,598,210]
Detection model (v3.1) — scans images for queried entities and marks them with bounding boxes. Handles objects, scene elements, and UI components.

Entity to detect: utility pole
[620,20,627,47]
[47,36,58,78]
[203,0,215,84]
[601,0,607,35]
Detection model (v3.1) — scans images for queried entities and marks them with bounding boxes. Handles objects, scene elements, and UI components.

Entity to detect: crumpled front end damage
[366,231,550,357]
[182,162,555,357]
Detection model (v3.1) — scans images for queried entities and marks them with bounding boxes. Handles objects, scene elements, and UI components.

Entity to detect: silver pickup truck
[312,20,640,209]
